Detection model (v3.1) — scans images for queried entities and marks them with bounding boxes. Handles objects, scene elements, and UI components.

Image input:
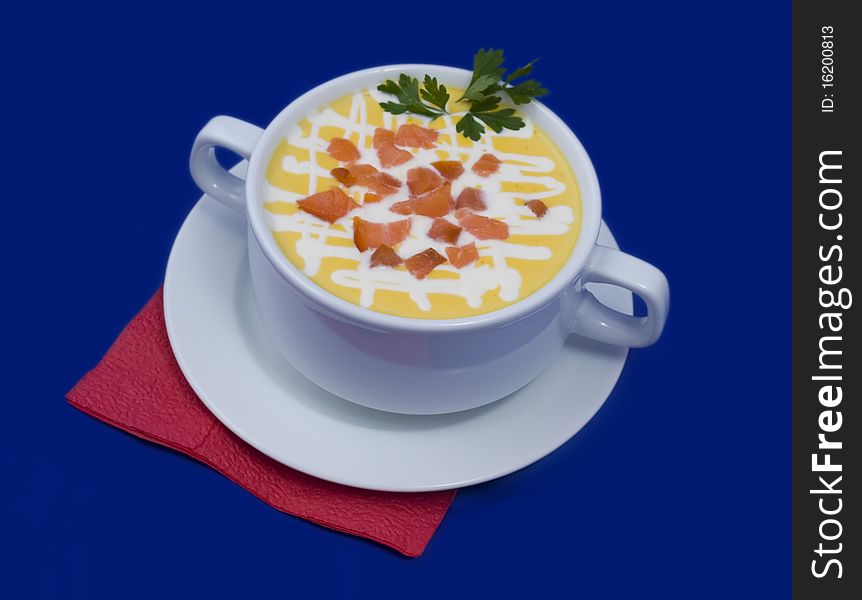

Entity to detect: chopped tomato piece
[347,164,401,196]
[330,167,355,187]
[455,187,486,211]
[445,243,479,269]
[431,160,465,181]
[373,127,395,149]
[364,192,383,204]
[390,183,452,218]
[297,188,359,223]
[377,142,413,168]
[327,138,361,163]
[456,210,509,240]
[472,153,501,177]
[370,244,403,268]
[394,124,438,149]
[405,248,446,279]
[427,218,461,244]
[353,217,411,252]
[525,199,548,218]
[406,167,444,196]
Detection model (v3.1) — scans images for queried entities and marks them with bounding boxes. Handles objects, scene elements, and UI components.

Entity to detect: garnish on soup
[427,218,462,245]
[377,49,548,141]
[327,138,361,163]
[346,164,401,196]
[376,141,412,168]
[330,167,354,187]
[405,248,447,280]
[297,188,358,223]
[431,160,464,181]
[455,210,509,240]
[455,187,486,211]
[406,167,445,196]
[353,217,411,252]
[370,244,403,268]
[390,183,453,218]
[471,153,501,177]
[445,243,480,269]
[525,199,549,218]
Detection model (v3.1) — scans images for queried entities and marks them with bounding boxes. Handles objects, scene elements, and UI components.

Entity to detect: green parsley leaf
[376,74,444,118]
[506,59,537,83]
[460,74,500,101]
[377,79,402,96]
[471,48,506,83]
[420,75,450,113]
[459,48,506,102]
[455,113,486,141]
[504,79,548,105]
[378,101,410,115]
[472,108,524,134]
[467,94,501,113]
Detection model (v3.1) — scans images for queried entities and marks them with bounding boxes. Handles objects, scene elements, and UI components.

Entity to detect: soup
[262,88,581,319]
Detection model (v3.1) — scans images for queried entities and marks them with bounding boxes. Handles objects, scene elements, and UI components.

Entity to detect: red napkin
[67,290,455,557]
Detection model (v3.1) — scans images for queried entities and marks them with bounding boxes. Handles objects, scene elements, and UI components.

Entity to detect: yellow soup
[263,88,581,319]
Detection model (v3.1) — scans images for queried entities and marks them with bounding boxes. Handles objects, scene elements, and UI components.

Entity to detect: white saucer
[164,165,632,492]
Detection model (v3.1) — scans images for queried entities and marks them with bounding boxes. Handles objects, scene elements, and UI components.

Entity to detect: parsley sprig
[376,49,548,142]
[378,74,450,118]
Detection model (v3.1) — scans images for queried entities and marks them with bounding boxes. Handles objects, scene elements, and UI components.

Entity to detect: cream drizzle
[264,89,576,312]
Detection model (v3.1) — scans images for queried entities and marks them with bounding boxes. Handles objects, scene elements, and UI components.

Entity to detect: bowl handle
[566,245,670,348]
[189,116,264,213]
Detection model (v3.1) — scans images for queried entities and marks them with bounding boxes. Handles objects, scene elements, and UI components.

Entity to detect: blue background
[3,1,789,597]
